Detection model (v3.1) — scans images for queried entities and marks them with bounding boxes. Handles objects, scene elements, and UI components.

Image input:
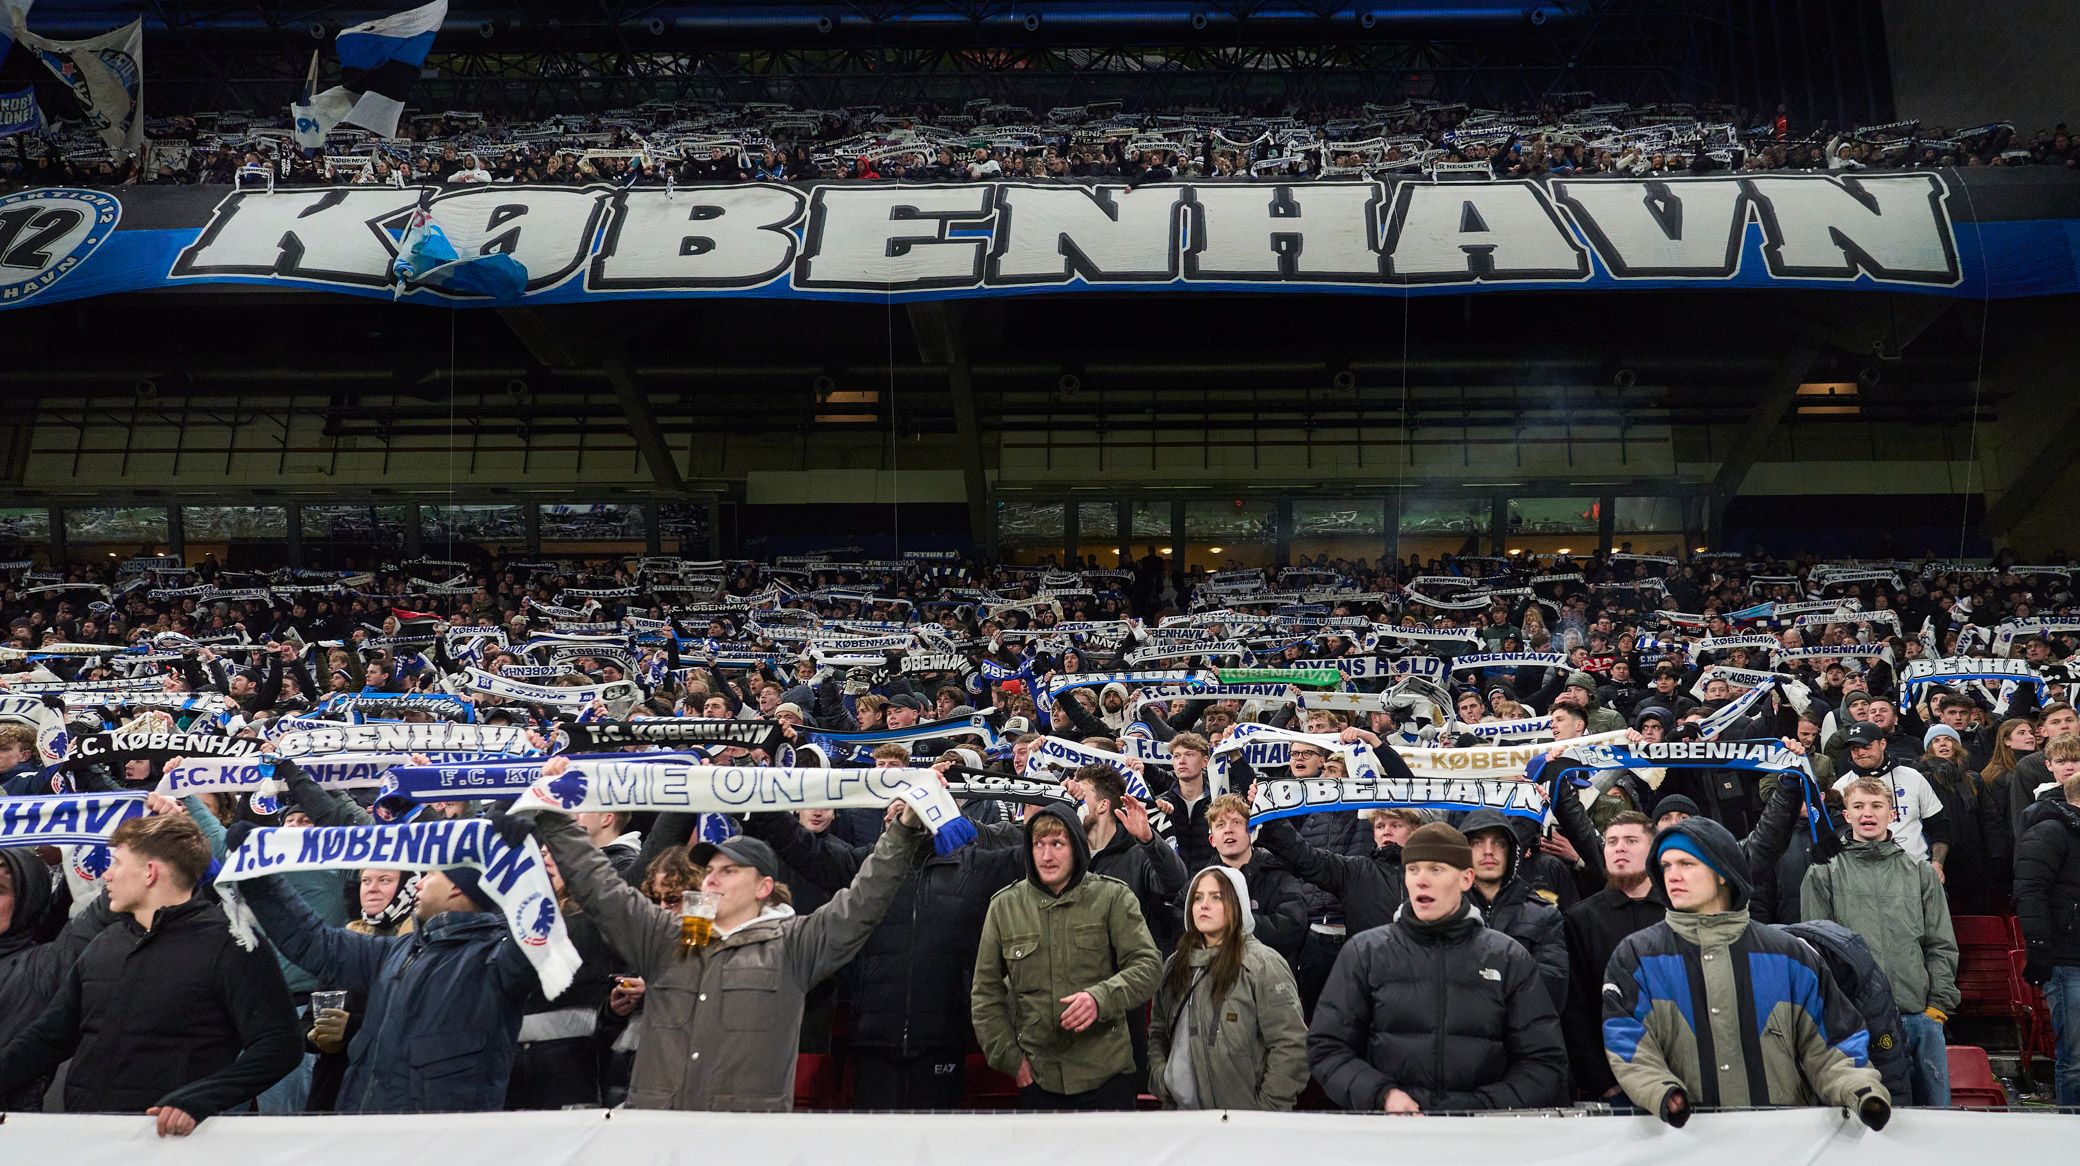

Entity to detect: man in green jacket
[972,803,1162,1110]
[1801,773,1960,1106]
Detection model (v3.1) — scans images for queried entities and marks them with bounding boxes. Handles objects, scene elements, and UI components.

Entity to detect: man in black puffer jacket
[2014,765,2080,1107]
[1459,809,1569,1012]
[0,848,119,1112]
[744,803,1027,1108]
[0,815,302,1135]
[1307,823,1568,1112]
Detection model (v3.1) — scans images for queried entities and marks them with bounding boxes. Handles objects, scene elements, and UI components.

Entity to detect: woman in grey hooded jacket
[1148,865,1309,1109]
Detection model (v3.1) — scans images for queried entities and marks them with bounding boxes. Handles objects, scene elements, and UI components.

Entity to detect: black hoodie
[0,851,118,1110]
[1459,809,1570,1011]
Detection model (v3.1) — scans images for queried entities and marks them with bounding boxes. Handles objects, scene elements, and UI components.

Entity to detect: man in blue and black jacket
[1602,816,1891,1127]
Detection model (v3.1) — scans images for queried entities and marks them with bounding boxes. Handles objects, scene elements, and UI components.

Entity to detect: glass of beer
[680,890,719,951]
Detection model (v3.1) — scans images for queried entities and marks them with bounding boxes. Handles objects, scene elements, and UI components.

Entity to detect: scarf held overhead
[507,761,979,855]
[216,818,580,997]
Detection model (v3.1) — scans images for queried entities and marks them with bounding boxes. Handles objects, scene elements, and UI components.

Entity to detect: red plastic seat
[2007,948,2057,1085]
[1954,916,2019,1018]
[1946,1045,2008,1109]
[962,1052,1021,1109]
[794,1053,840,1111]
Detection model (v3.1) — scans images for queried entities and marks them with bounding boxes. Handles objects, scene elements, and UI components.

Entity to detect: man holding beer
[514,756,934,1111]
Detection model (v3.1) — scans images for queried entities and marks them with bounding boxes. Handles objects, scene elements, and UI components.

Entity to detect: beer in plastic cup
[680,889,719,950]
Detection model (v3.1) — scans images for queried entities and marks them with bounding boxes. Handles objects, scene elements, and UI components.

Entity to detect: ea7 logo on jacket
[0,188,119,304]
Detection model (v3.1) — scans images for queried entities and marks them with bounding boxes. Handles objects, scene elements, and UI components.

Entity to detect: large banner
[3,170,2078,310]
[1,1108,2066,1165]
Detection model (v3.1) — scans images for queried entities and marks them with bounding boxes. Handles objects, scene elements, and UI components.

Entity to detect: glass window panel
[996,502,1064,547]
[1397,499,1488,536]
[302,505,412,540]
[1076,502,1118,540]
[1507,497,1600,536]
[420,504,525,542]
[1614,496,1684,533]
[1184,500,1271,538]
[541,503,647,542]
[181,506,286,541]
[1293,499,1385,537]
[0,508,50,541]
[657,502,709,551]
[1129,501,1170,540]
[64,506,168,542]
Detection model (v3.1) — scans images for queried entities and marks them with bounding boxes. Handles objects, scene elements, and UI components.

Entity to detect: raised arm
[535,812,680,978]
[784,815,929,987]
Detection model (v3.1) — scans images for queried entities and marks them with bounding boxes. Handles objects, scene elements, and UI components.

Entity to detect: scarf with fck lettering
[216,819,579,997]
[507,761,979,856]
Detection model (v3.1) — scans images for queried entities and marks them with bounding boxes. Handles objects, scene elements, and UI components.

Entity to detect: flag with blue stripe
[296,0,446,140]
[392,196,528,301]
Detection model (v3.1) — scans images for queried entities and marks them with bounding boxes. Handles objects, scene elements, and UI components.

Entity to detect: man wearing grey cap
[514,756,933,1111]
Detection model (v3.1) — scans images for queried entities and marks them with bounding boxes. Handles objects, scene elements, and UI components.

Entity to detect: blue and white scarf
[507,760,978,856]
[0,792,145,846]
[217,818,581,997]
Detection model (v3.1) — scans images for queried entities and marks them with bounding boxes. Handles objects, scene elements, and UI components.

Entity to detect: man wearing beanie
[1308,823,1568,1113]
[229,821,541,1114]
[1603,817,1891,1127]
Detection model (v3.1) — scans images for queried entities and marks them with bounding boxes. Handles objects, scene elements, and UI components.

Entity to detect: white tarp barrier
[2,1106,2068,1165]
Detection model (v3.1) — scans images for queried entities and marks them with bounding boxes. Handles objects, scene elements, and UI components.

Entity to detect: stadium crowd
[0,545,2076,1129]
[4,97,2075,192]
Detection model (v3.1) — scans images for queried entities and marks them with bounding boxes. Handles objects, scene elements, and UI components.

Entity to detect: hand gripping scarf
[216,818,580,997]
[803,711,1005,765]
[558,717,785,754]
[506,761,979,856]
[1526,739,1831,842]
[158,752,419,797]
[1391,727,1631,780]
[65,730,262,768]
[1209,723,1389,791]
[1901,657,2046,708]
[1448,652,1568,673]
[0,791,145,847]
[459,667,643,718]
[272,723,536,757]
[1239,734,1549,827]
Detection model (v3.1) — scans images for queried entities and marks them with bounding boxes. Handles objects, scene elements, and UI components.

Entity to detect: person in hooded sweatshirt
[1307,823,1568,1112]
[1603,817,1891,1128]
[1459,809,1570,1012]
[971,803,1162,1110]
[1148,866,1309,1109]
[0,847,119,1111]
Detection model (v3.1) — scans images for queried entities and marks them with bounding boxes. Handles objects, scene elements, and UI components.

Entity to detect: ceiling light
[1160,546,1173,555]
[1208,546,1224,554]
[1693,545,1709,553]
[1555,547,1572,555]
[1507,548,1523,556]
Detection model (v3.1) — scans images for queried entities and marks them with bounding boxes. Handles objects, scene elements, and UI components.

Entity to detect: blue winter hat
[1922,724,1961,750]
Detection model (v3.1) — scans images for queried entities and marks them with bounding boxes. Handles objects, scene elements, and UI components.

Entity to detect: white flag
[8,13,142,157]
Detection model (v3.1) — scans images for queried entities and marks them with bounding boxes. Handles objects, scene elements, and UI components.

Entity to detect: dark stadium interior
[1,0,2079,1139]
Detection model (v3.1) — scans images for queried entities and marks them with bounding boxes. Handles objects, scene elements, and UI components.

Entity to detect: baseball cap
[890,693,928,712]
[689,835,781,878]
[1844,721,1886,747]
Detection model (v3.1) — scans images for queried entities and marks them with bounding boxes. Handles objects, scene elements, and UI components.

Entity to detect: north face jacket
[1307,900,1568,1112]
